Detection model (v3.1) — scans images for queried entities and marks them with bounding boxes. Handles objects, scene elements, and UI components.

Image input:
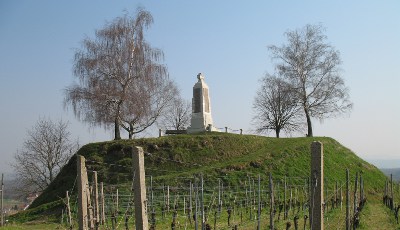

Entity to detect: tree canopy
[268,24,353,137]
[65,9,176,139]
[253,75,302,137]
[12,118,78,195]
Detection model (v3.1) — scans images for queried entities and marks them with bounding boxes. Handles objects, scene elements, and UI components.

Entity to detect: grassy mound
[13,133,386,222]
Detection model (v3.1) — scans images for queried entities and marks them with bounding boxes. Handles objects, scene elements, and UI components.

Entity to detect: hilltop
[12,133,393,228]
[32,133,385,207]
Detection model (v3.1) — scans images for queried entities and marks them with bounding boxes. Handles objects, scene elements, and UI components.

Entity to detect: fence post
[66,191,73,228]
[93,171,99,228]
[201,176,205,230]
[77,155,89,230]
[190,182,193,222]
[1,173,3,227]
[391,174,394,210]
[218,179,222,214]
[115,189,119,218]
[257,174,261,230]
[100,182,105,225]
[310,141,324,230]
[269,173,274,230]
[284,176,287,220]
[167,185,170,212]
[354,172,358,216]
[335,181,338,209]
[195,182,199,230]
[150,176,154,214]
[132,146,149,230]
[346,169,350,230]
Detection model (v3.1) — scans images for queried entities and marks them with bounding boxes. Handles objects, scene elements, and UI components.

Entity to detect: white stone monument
[187,73,218,133]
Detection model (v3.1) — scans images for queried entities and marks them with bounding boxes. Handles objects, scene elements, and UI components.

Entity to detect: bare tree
[268,24,353,137]
[12,118,78,195]
[120,78,178,138]
[160,95,191,130]
[253,76,302,138]
[65,8,174,139]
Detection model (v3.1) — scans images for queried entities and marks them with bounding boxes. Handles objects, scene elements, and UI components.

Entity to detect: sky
[1,1,399,175]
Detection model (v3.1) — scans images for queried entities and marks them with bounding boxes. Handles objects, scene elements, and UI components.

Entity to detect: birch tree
[65,9,175,139]
[269,24,353,137]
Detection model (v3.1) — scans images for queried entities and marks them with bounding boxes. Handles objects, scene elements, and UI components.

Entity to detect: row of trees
[253,24,353,137]
[65,11,353,140]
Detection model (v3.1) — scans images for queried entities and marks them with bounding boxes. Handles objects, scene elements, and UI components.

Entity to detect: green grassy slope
[11,132,390,227]
[31,133,385,208]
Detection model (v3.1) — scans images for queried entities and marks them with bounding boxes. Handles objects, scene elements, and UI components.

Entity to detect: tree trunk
[275,128,280,138]
[49,169,53,183]
[114,118,121,140]
[304,108,313,137]
[128,123,134,139]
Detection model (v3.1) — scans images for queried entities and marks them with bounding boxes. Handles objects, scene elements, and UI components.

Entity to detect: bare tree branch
[159,92,191,131]
[268,24,353,136]
[253,76,303,137]
[64,8,174,139]
[11,118,79,196]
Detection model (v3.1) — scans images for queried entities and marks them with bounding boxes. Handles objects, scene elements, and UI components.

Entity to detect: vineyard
[7,134,399,229]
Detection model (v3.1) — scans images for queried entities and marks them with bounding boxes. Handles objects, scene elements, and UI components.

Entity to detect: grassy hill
[10,133,392,227]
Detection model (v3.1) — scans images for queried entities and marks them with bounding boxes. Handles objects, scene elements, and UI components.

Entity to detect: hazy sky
[1,1,399,174]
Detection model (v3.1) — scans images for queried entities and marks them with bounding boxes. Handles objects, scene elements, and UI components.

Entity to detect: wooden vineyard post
[87,186,94,229]
[248,176,252,220]
[284,176,287,220]
[93,171,99,228]
[132,146,149,230]
[257,174,261,230]
[77,155,89,230]
[269,173,274,230]
[290,188,293,216]
[116,189,119,218]
[340,186,343,211]
[150,176,154,214]
[354,172,358,216]
[335,181,338,209]
[195,182,199,230]
[66,191,73,229]
[201,176,205,230]
[218,179,221,214]
[189,182,193,224]
[391,174,394,210]
[310,141,324,230]
[100,182,105,225]
[1,173,3,227]
[384,180,388,206]
[167,185,170,213]
[346,169,350,230]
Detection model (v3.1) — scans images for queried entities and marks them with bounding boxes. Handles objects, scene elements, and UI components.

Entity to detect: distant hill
[13,133,388,223]
[380,168,400,181]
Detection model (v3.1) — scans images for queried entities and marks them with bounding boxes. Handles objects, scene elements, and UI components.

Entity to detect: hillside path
[359,201,399,229]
